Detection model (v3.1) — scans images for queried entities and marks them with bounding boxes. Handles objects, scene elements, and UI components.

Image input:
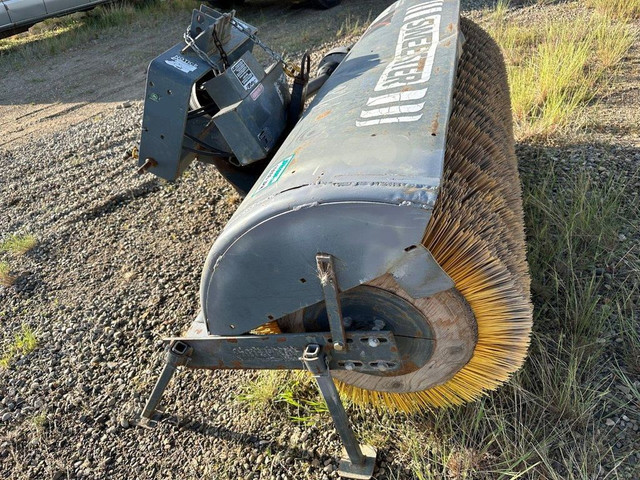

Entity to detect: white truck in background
[0,0,111,38]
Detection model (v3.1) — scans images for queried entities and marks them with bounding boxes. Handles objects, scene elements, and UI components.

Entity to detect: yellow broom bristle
[251,320,282,335]
[334,18,533,412]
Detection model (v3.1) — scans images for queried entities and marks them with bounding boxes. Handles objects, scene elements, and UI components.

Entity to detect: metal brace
[302,344,377,480]
[139,337,379,478]
[138,340,192,428]
[316,253,347,352]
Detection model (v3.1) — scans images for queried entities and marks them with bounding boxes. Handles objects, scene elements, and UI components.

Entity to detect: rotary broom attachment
[334,18,533,412]
[135,2,532,478]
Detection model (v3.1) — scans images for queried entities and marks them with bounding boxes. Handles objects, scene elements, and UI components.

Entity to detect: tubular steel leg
[139,341,192,428]
[302,344,376,480]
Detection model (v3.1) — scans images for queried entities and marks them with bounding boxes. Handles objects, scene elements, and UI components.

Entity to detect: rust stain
[276,337,287,343]
[226,338,238,343]
[430,113,440,136]
[293,141,311,157]
[316,110,332,121]
[231,361,243,369]
[417,57,426,71]
[392,360,421,376]
[443,39,451,48]
[447,22,454,32]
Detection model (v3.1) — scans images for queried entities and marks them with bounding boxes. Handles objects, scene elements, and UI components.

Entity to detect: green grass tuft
[489,6,636,138]
[1,234,37,255]
[0,325,38,369]
[237,371,327,424]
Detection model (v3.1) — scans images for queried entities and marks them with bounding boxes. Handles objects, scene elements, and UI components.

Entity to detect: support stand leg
[302,344,376,480]
[138,341,192,428]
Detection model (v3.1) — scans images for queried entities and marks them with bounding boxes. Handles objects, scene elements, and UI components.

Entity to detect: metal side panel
[139,44,213,181]
[200,0,462,335]
[202,201,432,335]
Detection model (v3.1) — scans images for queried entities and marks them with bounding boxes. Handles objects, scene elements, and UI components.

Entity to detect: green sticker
[253,154,294,195]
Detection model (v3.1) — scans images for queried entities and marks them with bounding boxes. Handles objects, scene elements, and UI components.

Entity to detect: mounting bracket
[137,330,389,478]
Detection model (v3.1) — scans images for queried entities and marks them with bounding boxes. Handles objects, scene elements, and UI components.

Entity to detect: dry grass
[0,0,195,69]
[336,12,371,37]
[586,0,640,20]
[489,7,636,138]
[0,261,15,287]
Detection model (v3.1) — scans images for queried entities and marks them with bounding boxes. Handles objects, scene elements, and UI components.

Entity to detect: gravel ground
[1,101,392,479]
[0,1,639,479]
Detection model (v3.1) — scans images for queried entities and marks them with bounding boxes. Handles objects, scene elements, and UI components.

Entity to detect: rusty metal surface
[316,254,348,351]
[301,344,376,479]
[167,330,403,373]
[297,284,435,377]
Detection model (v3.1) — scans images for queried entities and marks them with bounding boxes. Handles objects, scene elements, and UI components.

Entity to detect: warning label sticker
[231,59,259,91]
[253,154,294,195]
[250,83,264,101]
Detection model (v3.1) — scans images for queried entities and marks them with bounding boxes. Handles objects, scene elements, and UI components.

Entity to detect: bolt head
[377,362,389,372]
[373,318,385,331]
[333,341,345,351]
[344,361,355,371]
[368,337,380,348]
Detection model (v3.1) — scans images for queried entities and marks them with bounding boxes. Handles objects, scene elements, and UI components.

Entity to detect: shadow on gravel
[11,270,45,296]
[165,415,417,477]
[79,180,162,223]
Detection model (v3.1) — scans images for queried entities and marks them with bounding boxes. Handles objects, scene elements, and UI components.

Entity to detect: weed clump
[0,261,14,286]
[0,325,38,369]
[1,234,37,255]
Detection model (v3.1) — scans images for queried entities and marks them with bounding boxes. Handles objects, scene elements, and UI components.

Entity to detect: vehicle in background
[0,0,111,38]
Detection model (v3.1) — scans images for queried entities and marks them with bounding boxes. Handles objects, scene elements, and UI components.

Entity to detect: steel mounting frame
[139,332,384,478]
[139,255,380,478]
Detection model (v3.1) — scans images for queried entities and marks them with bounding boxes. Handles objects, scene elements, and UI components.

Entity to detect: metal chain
[225,16,300,77]
[183,14,300,78]
[212,28,230,69]
[183,29,222,75]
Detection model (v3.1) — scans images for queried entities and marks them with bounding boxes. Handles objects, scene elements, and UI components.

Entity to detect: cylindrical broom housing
[201,0,462,335]
[201,0,533,411]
